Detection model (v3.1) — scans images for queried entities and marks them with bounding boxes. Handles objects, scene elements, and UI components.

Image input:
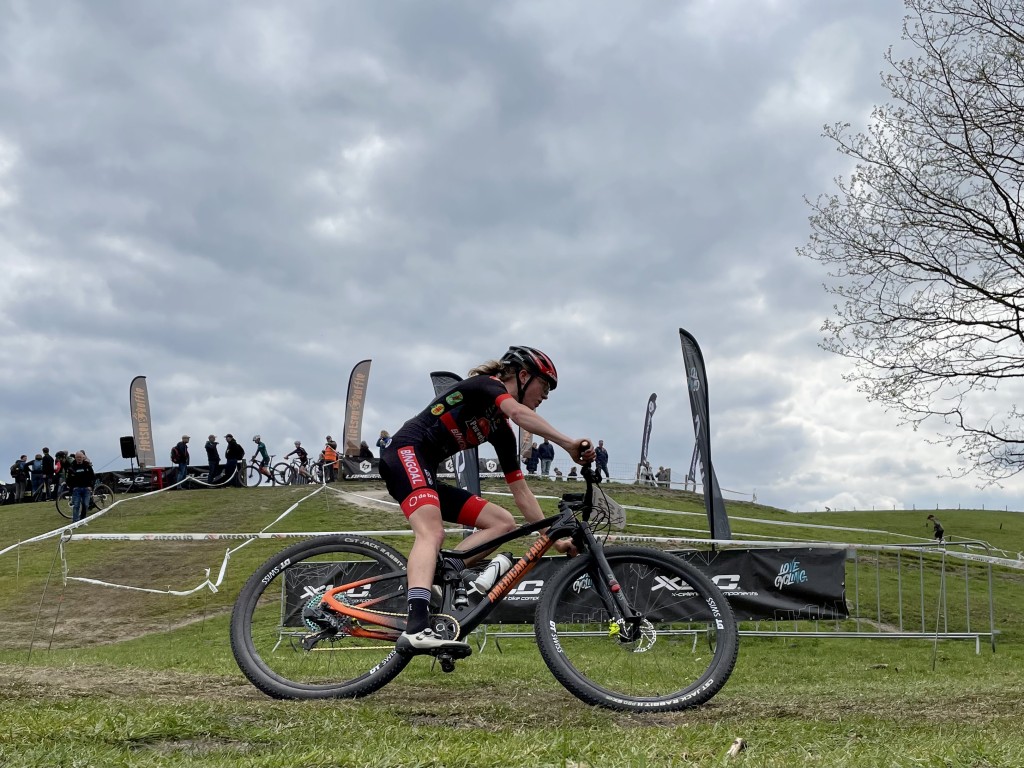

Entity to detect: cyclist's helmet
[252,435,261,442]
[500,346,558,391]
[294,440,301,446]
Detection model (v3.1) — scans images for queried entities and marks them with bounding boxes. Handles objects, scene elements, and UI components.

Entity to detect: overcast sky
[3,0,1017,514]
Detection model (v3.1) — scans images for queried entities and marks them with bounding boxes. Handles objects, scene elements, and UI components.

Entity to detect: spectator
[29,454,44,499]
[322,437,338,483]
[173,435,191,488]
[41,447,56,500]
[595,440,610,480]
[655,466,671,488]
[205,435,221,485]
[553,467,564,481]
[524,442,539,475]
[66,450,95,522]
[567,466,579,481]
[537,438,555,477]
[376,430,392,452]
[10,455,28,502]
[358,440,374,460]
[223,434,245,487]
[927,514,945,543]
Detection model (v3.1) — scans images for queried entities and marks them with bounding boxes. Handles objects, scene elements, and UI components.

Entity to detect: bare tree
[802,0,1024,482]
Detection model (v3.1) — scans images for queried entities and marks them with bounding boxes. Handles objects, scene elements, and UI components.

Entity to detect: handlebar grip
[580,440,591,452]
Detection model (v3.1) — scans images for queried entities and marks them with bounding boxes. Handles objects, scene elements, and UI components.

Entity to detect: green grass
[1,481,1023,767]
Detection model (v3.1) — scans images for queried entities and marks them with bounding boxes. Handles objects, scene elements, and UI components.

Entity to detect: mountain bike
[230,454,739,712]
[244,456,276,487]
[272,457,315,486]
[56,481,115,520]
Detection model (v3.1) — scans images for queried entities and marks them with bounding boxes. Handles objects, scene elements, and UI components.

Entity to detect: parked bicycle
[244,456,277,487]
[230,454,739,712]
[55,481,115,520]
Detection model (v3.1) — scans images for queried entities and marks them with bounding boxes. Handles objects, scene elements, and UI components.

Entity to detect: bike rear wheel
[230,534,411,699]
[535,546,738,712]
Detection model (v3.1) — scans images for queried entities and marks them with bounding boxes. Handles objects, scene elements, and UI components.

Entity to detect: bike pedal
[429,644,472,661]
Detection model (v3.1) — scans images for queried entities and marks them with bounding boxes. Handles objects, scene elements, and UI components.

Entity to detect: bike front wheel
[245,463,263,487]
[91,484,114,510]
[535,546,738,712]
[56,491,72,519]
[230,534,412,700]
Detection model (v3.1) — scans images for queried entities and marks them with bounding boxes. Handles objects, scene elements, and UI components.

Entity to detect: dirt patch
[0,662,261,702]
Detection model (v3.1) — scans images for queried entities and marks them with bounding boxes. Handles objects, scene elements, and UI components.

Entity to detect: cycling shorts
[379,444,487,526]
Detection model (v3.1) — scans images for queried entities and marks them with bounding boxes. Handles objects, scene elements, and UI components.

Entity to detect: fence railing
[476,540,1001,655]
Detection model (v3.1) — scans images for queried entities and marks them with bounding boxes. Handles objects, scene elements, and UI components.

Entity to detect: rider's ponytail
[468,359,515,379]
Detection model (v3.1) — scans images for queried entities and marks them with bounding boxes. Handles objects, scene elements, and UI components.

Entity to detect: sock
[406,588,431,634]
[442,556,466,573]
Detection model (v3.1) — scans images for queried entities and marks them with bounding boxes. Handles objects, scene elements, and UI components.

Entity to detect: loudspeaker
[120,435,137,459]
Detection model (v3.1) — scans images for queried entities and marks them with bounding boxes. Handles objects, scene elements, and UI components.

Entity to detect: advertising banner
[343,359,372,457]
[340,456,381,480]
[679,328,732,540]
[129,376,157,469]
[636,393,657,483]
[429,370,481,495]
[484,548,848,624]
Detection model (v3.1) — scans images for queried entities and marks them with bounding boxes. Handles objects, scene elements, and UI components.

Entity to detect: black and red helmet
[501,346,558,390]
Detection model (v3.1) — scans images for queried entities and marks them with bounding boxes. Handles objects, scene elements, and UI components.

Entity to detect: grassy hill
[0,481,1022,767]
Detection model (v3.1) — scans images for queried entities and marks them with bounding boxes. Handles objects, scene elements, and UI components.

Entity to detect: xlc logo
[508,580,544,597]
[651,574,741,593]
[712,574,741,591]
[301,583,372,600]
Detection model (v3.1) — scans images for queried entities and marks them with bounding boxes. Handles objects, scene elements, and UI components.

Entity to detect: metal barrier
[475,540,1001,654]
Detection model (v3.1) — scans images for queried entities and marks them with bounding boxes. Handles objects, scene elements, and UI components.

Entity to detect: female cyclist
[379,346,594,654]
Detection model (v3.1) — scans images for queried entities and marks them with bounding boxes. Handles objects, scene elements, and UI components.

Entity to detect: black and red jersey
[391,375,520,474]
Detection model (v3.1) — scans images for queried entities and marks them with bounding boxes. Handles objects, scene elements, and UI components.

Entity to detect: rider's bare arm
[499,399,592,463]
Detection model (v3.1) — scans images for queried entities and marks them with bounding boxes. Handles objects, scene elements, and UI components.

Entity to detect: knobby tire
[535,546,738,712]
[230,534,411,700]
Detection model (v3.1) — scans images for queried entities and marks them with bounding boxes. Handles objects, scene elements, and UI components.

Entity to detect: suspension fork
[578,526,640,625]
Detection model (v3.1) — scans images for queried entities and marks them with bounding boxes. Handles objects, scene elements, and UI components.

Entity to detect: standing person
[29,454,45,499]
[927,514,945,543]
[10,455,28,502]
[524,442,539,475]
[205,435,221,485]
[378,345,593,654]
[223,434,245,486]
[172,435,191,488]
[251,435,271,481]
[595,439,610,480]
[376,430,392,453]
[41,447,56,500]
[66,450,96,523]
[358,440,374,460]
[28,454,44,501]
[321,437,338,483]
[537,438,555,477]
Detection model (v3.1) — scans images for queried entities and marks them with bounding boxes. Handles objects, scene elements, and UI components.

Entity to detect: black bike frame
[321,464,637,640]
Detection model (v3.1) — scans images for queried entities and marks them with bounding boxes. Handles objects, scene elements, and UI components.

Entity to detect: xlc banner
[278,548,847,625]
[637,393,657,481]
[679,328,732,540]
[429,371,481,496]
[343,359,372,457]
[129,376,156,469]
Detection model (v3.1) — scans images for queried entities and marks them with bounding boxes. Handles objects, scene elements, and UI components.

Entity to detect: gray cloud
[2,0,1017,513]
